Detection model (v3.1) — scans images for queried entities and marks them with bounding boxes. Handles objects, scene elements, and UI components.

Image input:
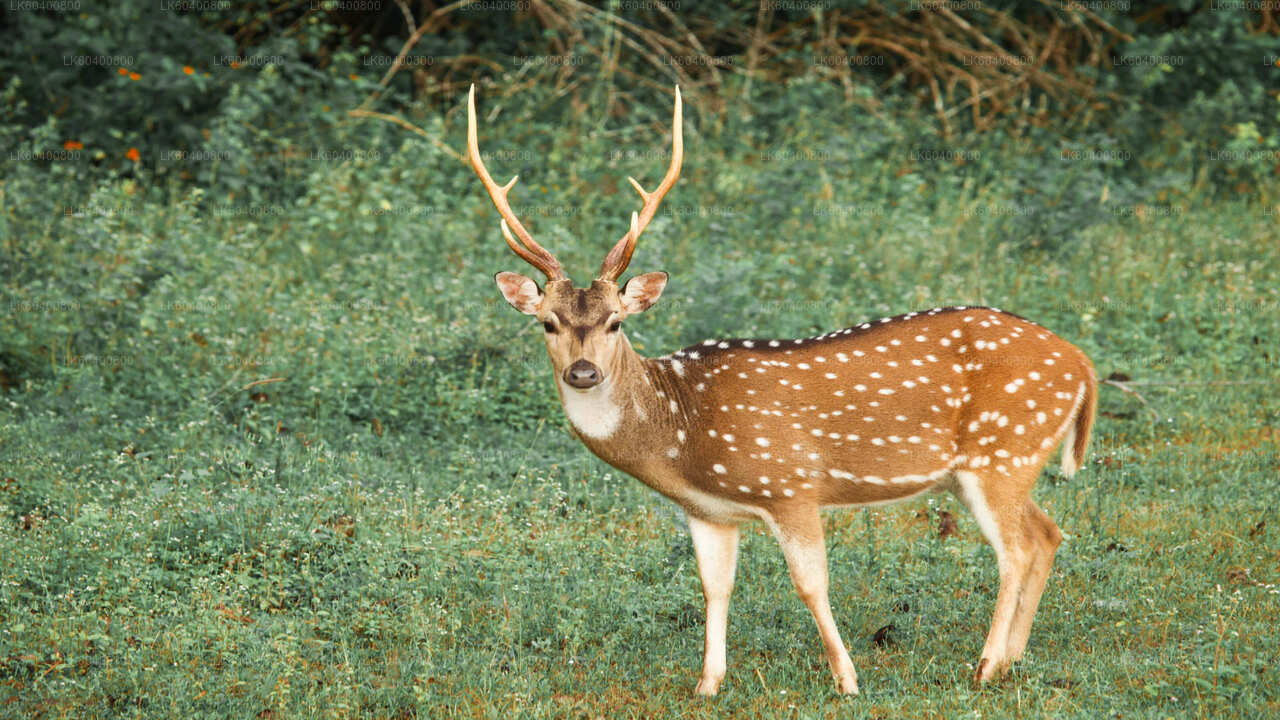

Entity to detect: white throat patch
[557,378,623,439]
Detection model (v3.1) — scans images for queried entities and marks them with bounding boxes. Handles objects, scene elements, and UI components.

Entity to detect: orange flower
[129,72,141,81]
[349,73,359,81]
[126,147,140,162]
[118,67,128,76]
[63,140,84,151]
[183,65,195,75]
[229,61,241,69]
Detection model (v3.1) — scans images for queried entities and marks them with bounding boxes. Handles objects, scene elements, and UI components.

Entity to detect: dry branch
[344,0,1134,133]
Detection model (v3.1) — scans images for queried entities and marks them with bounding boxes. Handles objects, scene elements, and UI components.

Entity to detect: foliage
[0,0,371,204]
[2,72,1279,716]
[1,1,1278,717]
[1102,4,1280,193]
[1,0,1276,208]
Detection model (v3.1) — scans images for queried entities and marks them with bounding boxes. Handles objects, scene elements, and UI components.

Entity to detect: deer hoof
[694,676,721,696]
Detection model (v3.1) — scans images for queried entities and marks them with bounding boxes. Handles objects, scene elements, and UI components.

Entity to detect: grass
[1,86,1278,718]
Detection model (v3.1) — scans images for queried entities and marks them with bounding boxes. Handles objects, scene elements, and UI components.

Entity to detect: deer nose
[563,360,602,389]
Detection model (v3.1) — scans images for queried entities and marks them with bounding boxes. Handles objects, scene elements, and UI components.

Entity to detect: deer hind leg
[952,470,1033,685]
[1004,500,1063,663]
[769,509,859,695]
[687,515,741,696]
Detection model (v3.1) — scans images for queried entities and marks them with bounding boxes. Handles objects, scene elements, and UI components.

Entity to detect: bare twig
[394,0,416,33]
[1101,378,1159,420]
[1038,0,1134,43]
[742,0,774,105]
[242,377,286,390]
[653,0,723,91]
[356,0,478,111]
[346,108,465,163]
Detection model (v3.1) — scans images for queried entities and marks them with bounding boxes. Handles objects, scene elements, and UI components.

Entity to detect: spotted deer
[467,85,1098,696]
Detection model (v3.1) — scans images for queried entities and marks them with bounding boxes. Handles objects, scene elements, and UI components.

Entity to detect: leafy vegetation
[1,1,1278,718]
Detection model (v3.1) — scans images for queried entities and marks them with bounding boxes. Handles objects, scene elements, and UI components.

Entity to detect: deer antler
[598,86,683,282]
[467,85,566,282]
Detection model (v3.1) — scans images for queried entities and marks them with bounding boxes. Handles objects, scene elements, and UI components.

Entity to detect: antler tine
[599,86,684,282]
[467,85,565,281]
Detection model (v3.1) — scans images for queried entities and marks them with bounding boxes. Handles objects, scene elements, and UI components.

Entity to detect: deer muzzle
[563,359,603,389]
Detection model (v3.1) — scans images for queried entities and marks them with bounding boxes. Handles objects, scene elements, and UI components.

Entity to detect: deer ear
[620,271,668,314]
[495,272,543,315]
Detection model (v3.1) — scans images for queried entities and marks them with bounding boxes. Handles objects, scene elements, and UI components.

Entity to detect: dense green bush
[2,0,1276,209]
[0,0,372,203]
[1103,1,1280,191]
[1,6,1278,719]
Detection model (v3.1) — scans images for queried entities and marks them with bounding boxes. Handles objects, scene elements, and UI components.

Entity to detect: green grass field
[2,95,1278,718]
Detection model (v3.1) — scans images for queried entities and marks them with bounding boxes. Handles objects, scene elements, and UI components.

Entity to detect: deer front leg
[770,509,859,695]
[687,515,740,696]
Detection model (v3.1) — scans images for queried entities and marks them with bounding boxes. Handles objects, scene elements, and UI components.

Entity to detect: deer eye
[608,320,622,333]
[542,321,556,333]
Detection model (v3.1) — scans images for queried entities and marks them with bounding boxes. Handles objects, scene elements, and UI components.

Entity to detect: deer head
[468,85,683,391]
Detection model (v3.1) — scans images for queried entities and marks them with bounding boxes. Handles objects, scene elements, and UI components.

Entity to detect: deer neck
[555,339,691,475]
